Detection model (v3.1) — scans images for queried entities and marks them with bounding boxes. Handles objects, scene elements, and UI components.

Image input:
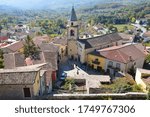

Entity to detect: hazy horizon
[0,0,101,9]
[0,0,135,10]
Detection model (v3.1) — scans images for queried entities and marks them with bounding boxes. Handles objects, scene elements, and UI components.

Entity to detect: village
[0,7,150,100]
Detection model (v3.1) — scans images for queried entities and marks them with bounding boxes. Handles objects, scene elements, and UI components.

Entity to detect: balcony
[108,65,120,71]
[92,60,100,65]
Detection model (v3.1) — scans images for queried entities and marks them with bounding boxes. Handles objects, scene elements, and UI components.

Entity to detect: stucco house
[135,68,150,92]
[87,44,146,75]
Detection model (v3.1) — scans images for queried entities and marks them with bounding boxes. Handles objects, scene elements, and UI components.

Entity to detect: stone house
[0,64,47,99]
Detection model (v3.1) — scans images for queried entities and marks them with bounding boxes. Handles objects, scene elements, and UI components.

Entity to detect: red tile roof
[33,35,50,46]
[98,44,146,63]
[5,41,24,52]
[52,37,67,45]
[0,36,8,41]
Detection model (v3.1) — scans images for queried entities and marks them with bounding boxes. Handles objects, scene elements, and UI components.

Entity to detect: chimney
[128,56,132,61]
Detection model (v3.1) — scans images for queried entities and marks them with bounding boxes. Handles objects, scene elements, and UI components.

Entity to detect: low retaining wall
[39,92,147,100]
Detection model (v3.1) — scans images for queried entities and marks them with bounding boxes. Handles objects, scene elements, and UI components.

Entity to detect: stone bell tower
[67,6,79,60]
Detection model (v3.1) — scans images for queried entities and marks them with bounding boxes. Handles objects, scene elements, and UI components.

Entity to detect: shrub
[63,78,75,90]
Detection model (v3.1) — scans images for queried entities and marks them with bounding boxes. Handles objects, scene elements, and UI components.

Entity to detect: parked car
[60,72,67,80]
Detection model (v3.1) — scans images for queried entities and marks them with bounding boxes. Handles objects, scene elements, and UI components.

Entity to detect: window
[42,81,45,86]
[95,58,98,61]
[61,48,64,53]
[70,30,75,36]
[116,63,121,69]
[23,88,31,97]
[108,61,113,67]
[92,58,100,65]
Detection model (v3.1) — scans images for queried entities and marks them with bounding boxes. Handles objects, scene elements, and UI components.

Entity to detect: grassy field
[113,24,134,32]
[144,42,150,47]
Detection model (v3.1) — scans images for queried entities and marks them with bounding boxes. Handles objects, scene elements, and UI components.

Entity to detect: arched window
[70,30,75,36]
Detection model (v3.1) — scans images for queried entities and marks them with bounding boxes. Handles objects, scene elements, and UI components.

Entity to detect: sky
[0,0,102,9]
[0,0,44,8]
[0,0,138,9]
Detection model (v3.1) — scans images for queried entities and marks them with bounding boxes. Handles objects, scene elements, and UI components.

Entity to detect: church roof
[78,33,123,49]
[70,7,77,21]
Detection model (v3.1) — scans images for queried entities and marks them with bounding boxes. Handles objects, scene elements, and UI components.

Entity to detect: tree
[23,35,40,60]
[131,17,136,23]
[145,54,150,63]
[112,78,133,93]
[147,19,150,27]
[123,26,128,32]
[132,84,143,92]
[108,25,118,33]
[63,78,75,91]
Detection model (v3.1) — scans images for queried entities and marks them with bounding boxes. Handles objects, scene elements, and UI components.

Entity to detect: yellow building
[52,37,67,60]
[87,51,106,71]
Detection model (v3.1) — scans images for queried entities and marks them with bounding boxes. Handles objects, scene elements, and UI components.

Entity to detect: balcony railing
[92,60,100,65]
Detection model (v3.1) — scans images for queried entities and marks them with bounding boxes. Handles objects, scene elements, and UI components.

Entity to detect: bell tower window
[71,22,73,26]
[70,30,75,36]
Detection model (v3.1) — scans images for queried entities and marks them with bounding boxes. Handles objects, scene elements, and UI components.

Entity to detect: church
[67,7,125,64]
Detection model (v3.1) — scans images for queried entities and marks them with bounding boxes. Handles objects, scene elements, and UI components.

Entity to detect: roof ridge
[100,44,135,52]
[133,44,145,55]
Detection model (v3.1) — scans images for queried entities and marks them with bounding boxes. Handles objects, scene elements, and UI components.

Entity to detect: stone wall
[45,93,147,100]
[0,85,33,100]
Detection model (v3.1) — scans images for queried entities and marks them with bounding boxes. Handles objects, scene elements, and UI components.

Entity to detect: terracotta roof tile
[2,41,24,52]
[0,65,41,85]
[39,43,59,53]
[33,35,50,46]
[98,44,146,63]
[52,37,67,45]
[0,36,8,41]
